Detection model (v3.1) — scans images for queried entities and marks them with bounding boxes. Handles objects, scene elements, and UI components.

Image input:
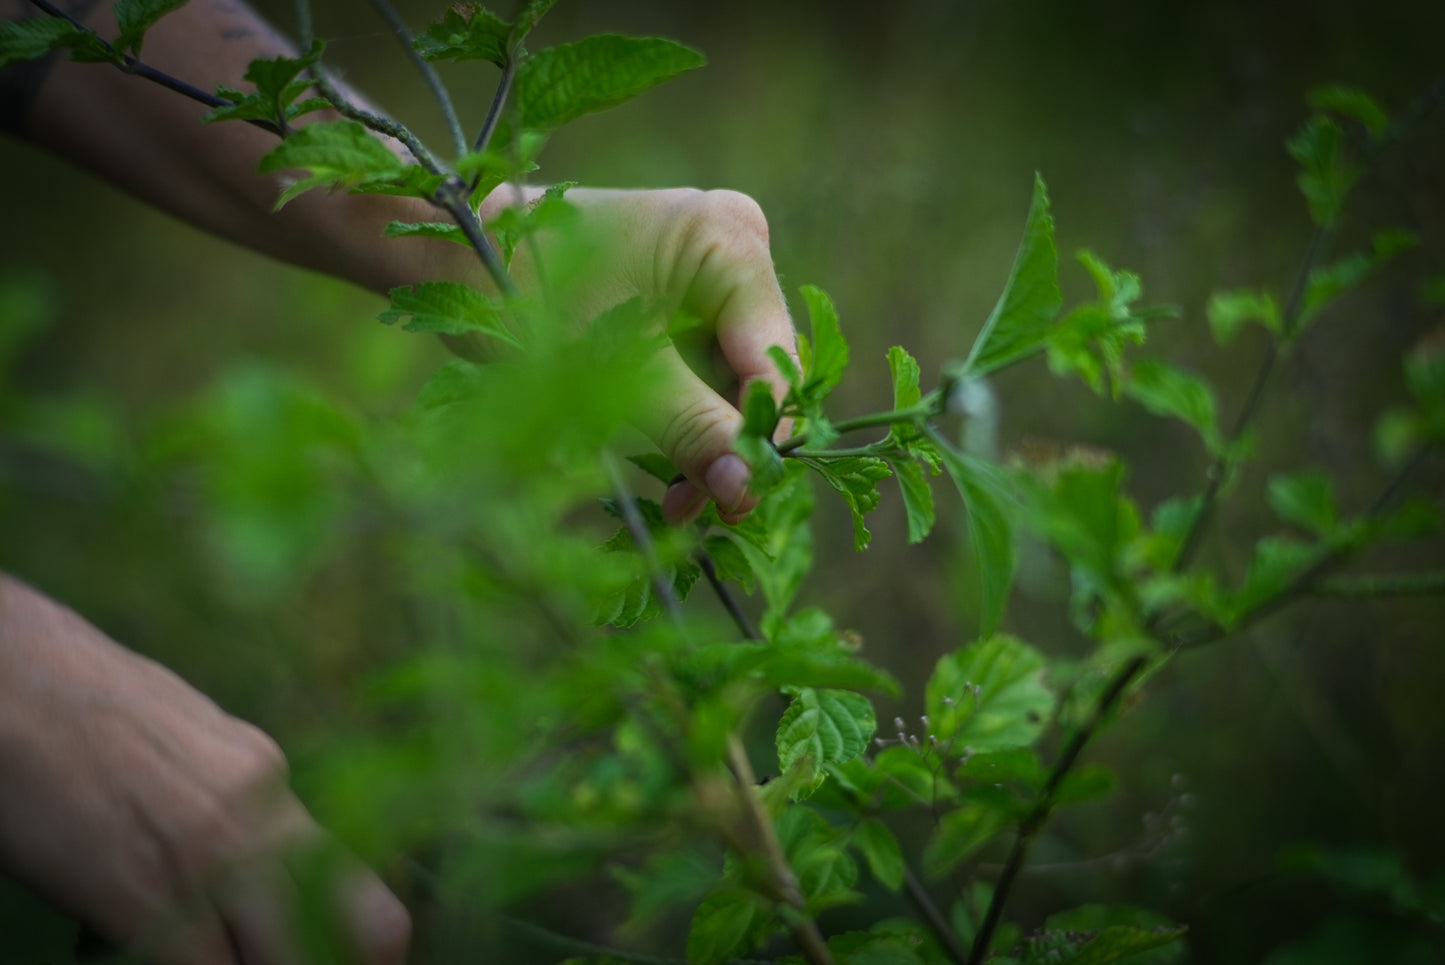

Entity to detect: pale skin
[0,0,798,961]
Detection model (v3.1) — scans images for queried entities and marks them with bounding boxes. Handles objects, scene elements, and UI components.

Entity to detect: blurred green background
[2,0,1444,961]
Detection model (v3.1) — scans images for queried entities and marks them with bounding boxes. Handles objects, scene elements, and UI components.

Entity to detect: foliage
[1,5,1442,965]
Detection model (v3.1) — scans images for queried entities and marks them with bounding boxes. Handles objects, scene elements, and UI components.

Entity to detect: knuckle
[657,395,734,470]
[698,189,770,246]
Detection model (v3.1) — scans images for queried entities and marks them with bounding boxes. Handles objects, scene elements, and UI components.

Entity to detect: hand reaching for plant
[0,576,412,965]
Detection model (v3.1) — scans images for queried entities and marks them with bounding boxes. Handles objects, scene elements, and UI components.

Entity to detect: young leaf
[807,456,892,550]
[114,0,186,56]
[887,344,923,411]
[204,40,326,126]
[965,174,1063,375]
[926,635,1055,752]
[890,458,935,544]
[1300,230,1419,329]
[1267,470,1339,537]
[735,381,785,495]
[256,120,406,208]
[378,282,520,345]
[382,221,469,246]
[776,688,877,796]
[923,805,1010,877]
[1227,536,1320,621]
[935,441,1017,635]
[1124,359,1223,453]
[0,16,98,67]
[1287,115,1359,227]
[852,819,904,892]
[515,34,706,132]
[800,284,849,399]
[1308,84,1389,138]
[1207,289,1281,345]
[687,889,765,965]
[413,5,509,65]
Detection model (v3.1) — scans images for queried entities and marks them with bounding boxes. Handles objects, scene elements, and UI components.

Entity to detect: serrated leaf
[926,635,1054,752]
[1308,84,1388,138]
[935,442,1017,635]
[852,820,904,891]
[1207,289,1281,345]
[379,282,520,345]
[809,456,892,550]
[0,16,97,68]
[923,804,1009,877]
[1287,115,1358,227]
[205,41,326,126]
[1267,470,1338,537]
[114,0,186,56]
[413,5,509,65]
[687,889,765,965]
[776,688,876,796]
[515,34,705,132]
[891,459,935,544]
[257,121,406,208]
[965,174,1062,375]
[1125,359,1222,452]
[800,284,849,399]
[1300,230,1419,329]
[382,221,469,246]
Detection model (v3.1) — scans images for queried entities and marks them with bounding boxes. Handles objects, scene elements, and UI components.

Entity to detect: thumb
[634,344,757,526]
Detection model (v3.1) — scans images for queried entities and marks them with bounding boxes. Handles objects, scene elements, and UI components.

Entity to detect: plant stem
[696,549,760,640]
[472,54,517,156]
[25,0,283,135]
[776,400,937,455]
[605,452,684,627]
[964,655,1146,965]
[1312,569,1445,598]
[902,864,969,965]
[724,736,836,965]
[365,0,468,159]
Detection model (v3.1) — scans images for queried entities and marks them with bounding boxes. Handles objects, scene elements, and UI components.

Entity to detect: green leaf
[852,820,904,891]
[1017,925,1187,965]
[511,0,559,44]
[378,282,520,345]
[923,804,1009,877]
[935,442,1017,635]
[776,688,877,796]
[516,34,706,132]
[1045,250,1158,396]
[413,5,510,65]
[1404,332,1445,413]
[965,173,1063,375]
[114,0,186,56]
[800,284,849,399]
[1054,763,1117,806]
[205,41,326,126]
[1207,289,1281,345]
[1045,905,1185,965]
[808,456,892,550]
[1300,230,1419,329]
[687,889,765,965]
[891,459,935,544]
[1308,84,1388,138]
[1228,536,1320,621]
[0,16,100,68]
[926,635,1055,752]
[626,453,678,484]
[1373,408,1423,467]
[956,747,1044,788]
[382,221,469,246]
[1124,359,1222,452]
[887,345,923,410]
[735,381,786,496]
[1267,470,1338,537]
[1287,115,1358,227]
[256,120,406,208]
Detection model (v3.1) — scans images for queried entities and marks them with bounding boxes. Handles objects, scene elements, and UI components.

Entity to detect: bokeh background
[3,0,1444,961]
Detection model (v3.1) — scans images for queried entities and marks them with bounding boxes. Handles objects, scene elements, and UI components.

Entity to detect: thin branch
[903,864,969,965]
[1311,569,1445,598]
[605,452,685,628]
[776,399,939,455]
[474,54,517,157]
[364,0,468,159]
[696,549,760,641]
[24,0,283,135]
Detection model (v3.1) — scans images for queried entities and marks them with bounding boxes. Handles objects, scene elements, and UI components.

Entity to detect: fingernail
[663,480,709,525]
[705,454,751,514]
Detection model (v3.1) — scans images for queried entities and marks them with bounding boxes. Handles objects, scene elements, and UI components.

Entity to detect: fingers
[636,344,757,526]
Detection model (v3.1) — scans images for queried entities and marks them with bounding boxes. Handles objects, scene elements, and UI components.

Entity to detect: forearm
[2,0,470,294]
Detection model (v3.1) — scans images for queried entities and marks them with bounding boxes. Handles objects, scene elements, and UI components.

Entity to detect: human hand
[0,576,410,965]
[476,186,800,526]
